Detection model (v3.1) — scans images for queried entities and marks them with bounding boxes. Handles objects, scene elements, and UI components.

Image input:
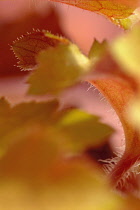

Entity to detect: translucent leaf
[12,31,91,95]
[113,0,139,8]
[27,43,91,95]
[0,98,60,157]
[111,9,140,30]
[49,0,136,23]
[12,31,69,70]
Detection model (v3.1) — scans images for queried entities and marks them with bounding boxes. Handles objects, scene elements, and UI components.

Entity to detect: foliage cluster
[1,0,140,209]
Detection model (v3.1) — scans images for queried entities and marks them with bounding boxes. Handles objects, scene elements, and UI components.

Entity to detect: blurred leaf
[112,9,140,30]
[122,195,140,210]
[0,98,118,209]
[56,109,113,153]
[0,155,122,210]
[110,24,140,139]
[128,96,140,130]
[12,31,69,70]
[0,98,113,156]
[88,39,140,185]
[111,25,140,80]
[88,39,138,151]
[50,0,136,27]
[27,43,91,94]
[88,39,107,63]
[113,0,139,8]
[0,98,60,157]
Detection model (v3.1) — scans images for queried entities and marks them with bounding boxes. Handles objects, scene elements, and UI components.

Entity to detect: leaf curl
[88,39,140,186]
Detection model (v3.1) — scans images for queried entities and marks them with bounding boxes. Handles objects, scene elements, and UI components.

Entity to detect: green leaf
[0,98,113,156]
[112,9,140,30]
[88,40,107,64]
[0,156,122,210]
[111,25,140,79]
[12,30,69,70]
[28,43,91,95]
[0,98,118,209]
[56,109,114,153]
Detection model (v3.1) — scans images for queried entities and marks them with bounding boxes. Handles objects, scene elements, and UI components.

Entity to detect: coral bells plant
[1,0,140,209]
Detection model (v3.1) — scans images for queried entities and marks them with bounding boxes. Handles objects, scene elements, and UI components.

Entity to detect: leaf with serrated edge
[28,43,91,95]
[12,30,69,70]
[49,0,136,26]
[50,0,135,18]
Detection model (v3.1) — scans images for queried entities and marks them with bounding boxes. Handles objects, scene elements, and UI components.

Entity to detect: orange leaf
[50,0,135,20]
[113,0,139,8]
[88,41,140,186]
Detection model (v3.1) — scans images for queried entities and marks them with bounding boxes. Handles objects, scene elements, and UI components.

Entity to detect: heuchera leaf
[50,0,135,18]
[88,39,140,185]
[27,43,91,94]
[0,98,113,156]
[0,98,119,209]
[12,31,91,94]
[88,39,107,62]
[111,9,140,30]
[0,5,65,76]
[111,24,140,138]
[111,25,140,80]
[12,27,140,189]
[12,31,69,70]
[49,0,137,27]
[56,109,113,152]
[0,99,138,209]
[113,0,139,8]
[0,155,122,210]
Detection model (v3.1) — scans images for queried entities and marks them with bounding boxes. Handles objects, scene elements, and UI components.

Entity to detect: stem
[109,152,139,185]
